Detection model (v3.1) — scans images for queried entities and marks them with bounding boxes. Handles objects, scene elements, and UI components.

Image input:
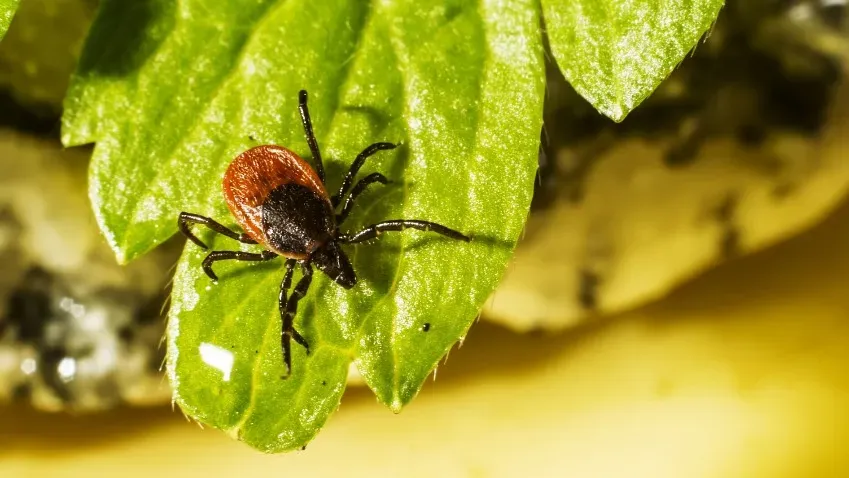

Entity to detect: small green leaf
[0,0,21,41]
[64,0,543,452]
[542,0,724,121]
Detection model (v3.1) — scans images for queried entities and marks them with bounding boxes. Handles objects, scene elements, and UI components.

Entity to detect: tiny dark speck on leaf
[321,380,327,386]
[301,445,307,451]
[422,322,431,332]
[255,350,258,354]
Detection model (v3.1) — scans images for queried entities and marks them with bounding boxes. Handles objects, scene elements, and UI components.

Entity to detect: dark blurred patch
[10,382,31,402]
[578,268,600,311]
[6,267,55,344]
[817,1,847,33]
[0,90,60,139]
[712,193,742,260]
[38,346,72,403]
[736,123,767,148]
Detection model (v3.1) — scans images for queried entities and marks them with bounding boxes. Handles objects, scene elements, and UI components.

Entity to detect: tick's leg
[278,258,297,301]
[178,212,257,250]
[277,259,296,377]
[340,220,471,244]
[332,142,397,208]
[201,250,276,281]
[298,90,325,184]
[280,261,313,378]
[336,172,390,224]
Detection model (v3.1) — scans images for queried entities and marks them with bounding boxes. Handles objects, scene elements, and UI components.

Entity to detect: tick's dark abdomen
[261,183,335,256]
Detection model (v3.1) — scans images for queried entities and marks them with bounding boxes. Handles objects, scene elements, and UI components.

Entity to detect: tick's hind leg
[340,219,471,244]
[201,250,276,281]
[332,142,397,207]
[178,212,258,249]
[279,259,312,378]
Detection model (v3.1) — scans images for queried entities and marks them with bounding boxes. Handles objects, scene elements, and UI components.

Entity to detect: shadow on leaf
[76,0,174,77]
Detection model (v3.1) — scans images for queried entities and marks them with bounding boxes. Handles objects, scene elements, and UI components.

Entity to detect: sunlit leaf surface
[0,0,21,41]
[542,0,725,121]
[63,0,544,452]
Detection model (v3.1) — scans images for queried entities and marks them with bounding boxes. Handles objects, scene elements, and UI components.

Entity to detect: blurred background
[1,1,848,476]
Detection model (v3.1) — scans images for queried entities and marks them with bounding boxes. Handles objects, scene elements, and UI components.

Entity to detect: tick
[178,90,470,377]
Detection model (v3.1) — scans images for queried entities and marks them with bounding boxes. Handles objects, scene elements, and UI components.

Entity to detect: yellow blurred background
[2,2,848,477]
[3,179,847,478]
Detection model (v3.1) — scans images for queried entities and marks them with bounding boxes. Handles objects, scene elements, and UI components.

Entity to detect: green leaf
[0,0,21,41]
[542,0,724,121]
[64,0,543,452]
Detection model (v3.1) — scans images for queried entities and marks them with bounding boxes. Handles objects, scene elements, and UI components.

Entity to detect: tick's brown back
[222,145,329,248]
